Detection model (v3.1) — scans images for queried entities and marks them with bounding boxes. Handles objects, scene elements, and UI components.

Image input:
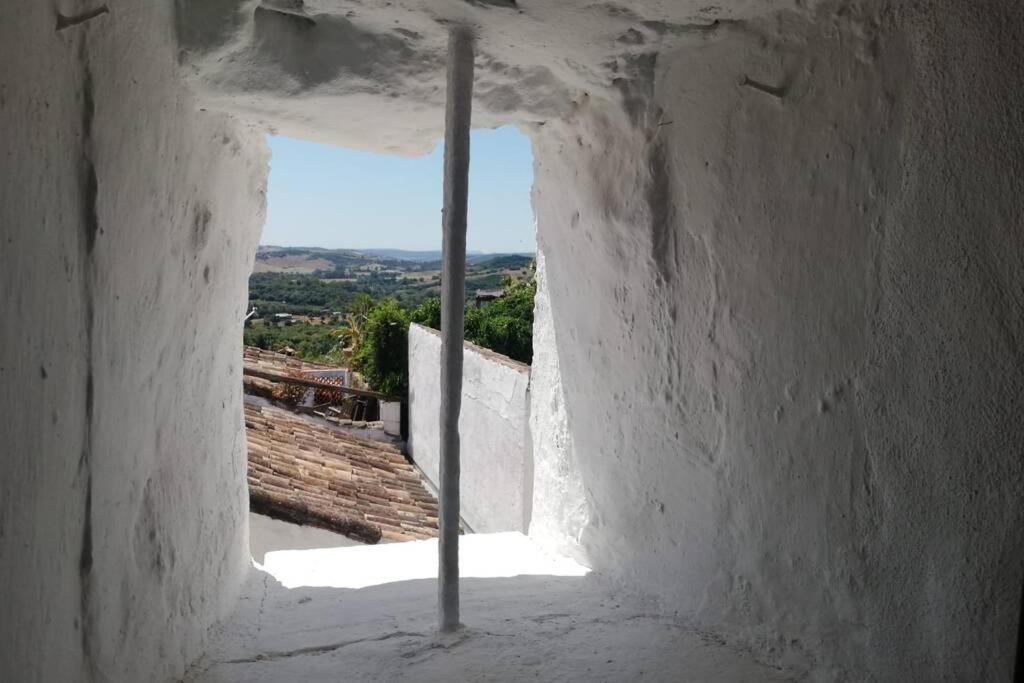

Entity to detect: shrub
[351,299,410,396]
[464,277,535,363]
[410,272,535,364]
[410,297,442,329]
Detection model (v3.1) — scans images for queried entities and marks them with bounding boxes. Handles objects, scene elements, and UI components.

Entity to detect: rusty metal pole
[438,24,474,633]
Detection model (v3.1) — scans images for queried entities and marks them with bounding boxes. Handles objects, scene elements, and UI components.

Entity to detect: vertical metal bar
[438,24,474,633]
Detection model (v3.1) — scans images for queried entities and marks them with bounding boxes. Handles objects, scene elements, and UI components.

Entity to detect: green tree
[410,268,536,363]
[352,299,411,396]
[464,276,535,363]
[328,292,378,364]
[349,292,374,317]
[411,297,442,329]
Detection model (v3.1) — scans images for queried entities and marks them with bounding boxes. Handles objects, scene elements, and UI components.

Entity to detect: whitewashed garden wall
[407,324,532,533]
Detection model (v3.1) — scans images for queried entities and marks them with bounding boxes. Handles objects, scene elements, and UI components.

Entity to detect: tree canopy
[245,264,537,395]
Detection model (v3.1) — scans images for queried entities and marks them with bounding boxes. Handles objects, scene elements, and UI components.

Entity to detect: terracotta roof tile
[243,345,339,374]
[245,402,439,544]
[242,346,383,423]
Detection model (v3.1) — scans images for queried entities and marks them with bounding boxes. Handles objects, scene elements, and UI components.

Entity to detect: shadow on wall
[186,569,794,683]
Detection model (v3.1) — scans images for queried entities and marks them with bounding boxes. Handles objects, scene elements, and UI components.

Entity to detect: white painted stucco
[3,1,1023,681]
[408,324,532,533]
[527,251,589,564]
[188,536,792,683]
[528,5,1024,679]
[0,3,265,680]
[380,400,402,437]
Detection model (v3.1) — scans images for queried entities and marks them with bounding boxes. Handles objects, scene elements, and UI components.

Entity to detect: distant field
[253,255,333,273]
[405,267,525,283]
[405,270,441,282]
[247,247,535,317]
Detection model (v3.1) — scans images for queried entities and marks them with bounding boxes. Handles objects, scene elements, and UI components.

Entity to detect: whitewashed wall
[3,1,1022,681]
[408,324,532,533]
[0,3,265,680]
[529,4,1024,679]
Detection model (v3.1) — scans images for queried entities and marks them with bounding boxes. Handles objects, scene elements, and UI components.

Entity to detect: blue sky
[261,127,535,253]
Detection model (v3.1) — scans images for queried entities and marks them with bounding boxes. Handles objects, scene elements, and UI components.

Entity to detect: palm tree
[329,294,375,365]
[331,313,363,361]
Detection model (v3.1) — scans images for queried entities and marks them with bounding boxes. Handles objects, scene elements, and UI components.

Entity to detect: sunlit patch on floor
[260,531,590,589]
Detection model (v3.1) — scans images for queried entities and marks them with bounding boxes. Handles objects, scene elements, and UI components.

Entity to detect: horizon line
[258,245,536,254]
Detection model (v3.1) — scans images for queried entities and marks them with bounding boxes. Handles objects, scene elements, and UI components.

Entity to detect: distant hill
[474,254,534,270]
[254,246,383,274]
[249,245,535,314]
[358,248,534,264]
[357,248,446,262]
[254,245,534,274]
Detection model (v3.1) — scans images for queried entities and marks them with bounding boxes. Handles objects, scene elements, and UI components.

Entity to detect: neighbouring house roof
[243,345,350,403]
[245,402,439,544]
[243,345,383,432]
[244,345,338,375]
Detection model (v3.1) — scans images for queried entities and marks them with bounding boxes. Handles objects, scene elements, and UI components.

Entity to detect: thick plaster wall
[3,0,1021,680]
[0,3,266,680]
[530,2,1024,679]
[408,324,532,533]
[527,251,590,563]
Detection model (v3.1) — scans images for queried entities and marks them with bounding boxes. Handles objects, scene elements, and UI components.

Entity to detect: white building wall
[0,3,265,680]
[408,324,531,533]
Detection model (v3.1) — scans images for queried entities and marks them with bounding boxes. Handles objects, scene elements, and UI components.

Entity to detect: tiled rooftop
[245,402,439,544]
[243,345,338,375]
[241,345,375,419]
[242,346,340,399]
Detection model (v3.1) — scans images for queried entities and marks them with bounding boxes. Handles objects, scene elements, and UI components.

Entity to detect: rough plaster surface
[527,251,590,563]
[530,3,1024,679]
[174,0,798,155]
[188,533,794,682]
[194,0,1024,676]
[0,3,266,680]
[408,324,532,533]
[2,0,1022,681]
